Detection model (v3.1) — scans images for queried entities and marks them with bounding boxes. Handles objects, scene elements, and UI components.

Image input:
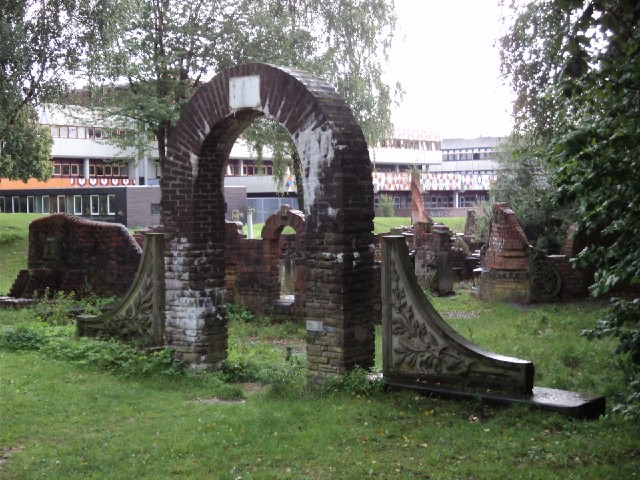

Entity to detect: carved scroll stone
[382,235,534,395]
[77,233,165,346]
[530,252,562,302]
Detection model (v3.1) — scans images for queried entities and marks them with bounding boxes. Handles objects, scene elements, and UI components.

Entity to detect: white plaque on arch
[229,75,261,109]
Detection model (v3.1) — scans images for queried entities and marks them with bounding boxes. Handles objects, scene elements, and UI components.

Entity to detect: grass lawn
[1,288,639,479]
[0,214,46,295]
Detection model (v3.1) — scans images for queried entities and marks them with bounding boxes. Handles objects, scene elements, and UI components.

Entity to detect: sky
[386,0,514,139]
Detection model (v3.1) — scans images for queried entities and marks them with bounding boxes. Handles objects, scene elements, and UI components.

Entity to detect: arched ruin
[160,63,376,383]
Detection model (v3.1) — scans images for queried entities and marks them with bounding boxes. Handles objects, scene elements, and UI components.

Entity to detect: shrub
[378,194,395,217]
[0,324,47,351]
[323,365,385,397]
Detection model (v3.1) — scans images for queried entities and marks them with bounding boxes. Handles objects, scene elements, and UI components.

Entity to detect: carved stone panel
[382,235,534,395]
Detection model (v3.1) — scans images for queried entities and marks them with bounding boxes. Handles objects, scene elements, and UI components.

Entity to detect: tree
[0,0,109,179]
[500,0,640,415]
[492,134,574,253]
[81,0,399,172]
[0,106,53,182]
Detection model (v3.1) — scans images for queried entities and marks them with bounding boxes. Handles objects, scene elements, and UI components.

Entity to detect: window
[112,165,120,176]
[107,195,116,215]
[104,165,112,176]
[120,165,128,176]
[71,164,79,176]
[77,126,86,139]
[53,164,61,175]
[94,128,102,139]
[59,126,68,138]
[51,126,59,137]
[62,164,70,176]
[89,165,96,176]
[87,127,94,138]
[42,196,50,214]
[150,203,161,215]
[27,196,34,213]
[0,197,5,213]
[57,195,66,213]
[424,193,454,208]
[73,195,83,215]
[12,196,20,213]
[90,195,100,215]
[96,165,104,176]
[68,126,78,138]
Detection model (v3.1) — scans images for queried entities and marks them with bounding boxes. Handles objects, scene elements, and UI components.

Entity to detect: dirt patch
[443,311,479,319]
[0,445,25,469]
[194,383,267,405]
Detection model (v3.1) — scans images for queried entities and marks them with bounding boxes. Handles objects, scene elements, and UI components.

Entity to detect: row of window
[0,195,116,216]
[48,125,134,141]
[378,139,441,151]
[53,163,129,177]
[442,152,493,161]
[374,192,489,209]
[226,161,275,176]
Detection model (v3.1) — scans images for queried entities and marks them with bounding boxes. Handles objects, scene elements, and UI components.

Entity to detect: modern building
[372,132,503,217]
[0,106,504,224]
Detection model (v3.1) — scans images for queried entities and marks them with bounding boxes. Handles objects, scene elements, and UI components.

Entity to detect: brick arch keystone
[162,63,376,383]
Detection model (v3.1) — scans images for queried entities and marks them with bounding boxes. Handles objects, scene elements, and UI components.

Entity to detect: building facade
[0,107,503,224]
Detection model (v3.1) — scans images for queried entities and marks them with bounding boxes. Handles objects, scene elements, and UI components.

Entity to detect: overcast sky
[385,0,514,139]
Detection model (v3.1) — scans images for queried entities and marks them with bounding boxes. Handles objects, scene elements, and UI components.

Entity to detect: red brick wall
[10,213,141,298]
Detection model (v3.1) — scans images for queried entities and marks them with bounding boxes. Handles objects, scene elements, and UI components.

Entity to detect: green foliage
[583,297,640,418]
[467,201,493,244]
[0,323,47,351]
[0,321,184,377]
[500,0,640,411]
[32,289,79,326]
[492,135,574,253]
[0,107,53,181]
[323,365,385,397]
[378,194,395,217]
[0,0,109,175]
[82,0,399,169]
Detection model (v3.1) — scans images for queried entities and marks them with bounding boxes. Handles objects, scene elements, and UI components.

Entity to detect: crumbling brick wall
[479,204,591,303]
[9,213,142,298]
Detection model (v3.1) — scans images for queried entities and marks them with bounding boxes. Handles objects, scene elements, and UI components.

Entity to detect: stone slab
[383,376,605,419]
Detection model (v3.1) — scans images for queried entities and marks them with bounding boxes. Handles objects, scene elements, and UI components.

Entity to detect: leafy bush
[263,347,306,398]
[33,289,78,325]
[323,365,385,397]
[378,194,395,217]
[583,297,640,419]
[0,322,184,378]
[0,324,47,351]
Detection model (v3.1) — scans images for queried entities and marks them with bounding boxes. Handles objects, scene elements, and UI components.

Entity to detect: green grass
[0,214,45,295]
[1,292,639,479]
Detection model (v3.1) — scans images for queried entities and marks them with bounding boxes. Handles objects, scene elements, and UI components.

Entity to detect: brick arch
[162,63,376,383]
[261,205,305,241]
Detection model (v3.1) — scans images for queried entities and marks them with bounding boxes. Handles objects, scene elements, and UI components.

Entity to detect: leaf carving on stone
[389,259,471,376]
[103,257,156,344]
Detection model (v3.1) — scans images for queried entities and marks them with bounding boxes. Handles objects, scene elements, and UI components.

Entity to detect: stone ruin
[381,235,605,418]
[479,203,593,303]
[224,204,306,316]
[77,63,377,385]
[5,213,142,302]
[2,64,607,416]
